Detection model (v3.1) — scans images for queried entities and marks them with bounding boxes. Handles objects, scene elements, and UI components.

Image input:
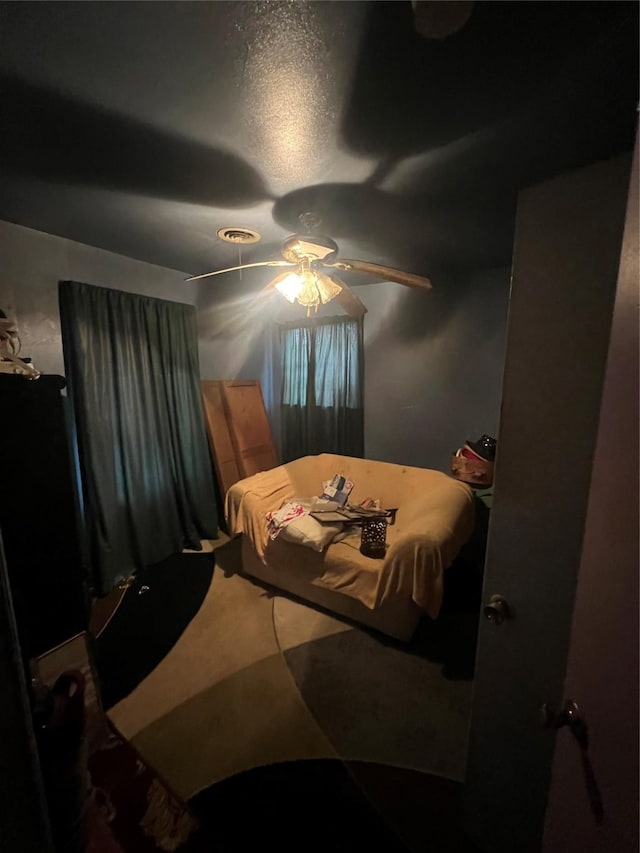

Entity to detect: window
[279,315,364,462]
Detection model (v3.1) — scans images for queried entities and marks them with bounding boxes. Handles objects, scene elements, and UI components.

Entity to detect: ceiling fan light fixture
[297,270,322,312]
[187,213,431,317]
[273,267,342,315]
[273,271,304,304]
[316,272,343,304]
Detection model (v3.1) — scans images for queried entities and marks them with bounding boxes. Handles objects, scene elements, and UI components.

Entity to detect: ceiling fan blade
[322,259,432,290]
[185,260,295,282]
[330,276,368,318]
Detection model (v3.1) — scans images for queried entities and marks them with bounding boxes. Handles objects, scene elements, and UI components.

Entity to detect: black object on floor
[92,552,214,709]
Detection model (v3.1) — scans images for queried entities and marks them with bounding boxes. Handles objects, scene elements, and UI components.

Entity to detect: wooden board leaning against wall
[201,379,279,500]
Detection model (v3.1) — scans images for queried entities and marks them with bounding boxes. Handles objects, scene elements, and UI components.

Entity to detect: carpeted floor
[96,534,481,851]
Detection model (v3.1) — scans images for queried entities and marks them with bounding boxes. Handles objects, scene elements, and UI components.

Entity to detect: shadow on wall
[361,268,511,470]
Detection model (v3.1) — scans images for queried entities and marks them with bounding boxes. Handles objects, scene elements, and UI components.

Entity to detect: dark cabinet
[0,374,89,659]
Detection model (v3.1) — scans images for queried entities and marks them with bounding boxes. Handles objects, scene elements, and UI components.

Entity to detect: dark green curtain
[280,315,364,462]
[59,281,218,595]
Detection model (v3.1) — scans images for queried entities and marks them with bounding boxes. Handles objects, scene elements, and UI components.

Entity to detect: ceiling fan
[185,213,432,318]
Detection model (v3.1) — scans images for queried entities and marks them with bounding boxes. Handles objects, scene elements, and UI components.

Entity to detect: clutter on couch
[265,474,395,555]
[451,433,497,486]
[321,473,354,506]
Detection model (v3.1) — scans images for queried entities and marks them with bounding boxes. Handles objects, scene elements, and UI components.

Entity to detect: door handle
[483,594,511,625]
[542,699,604,824]
[542,699,583,737]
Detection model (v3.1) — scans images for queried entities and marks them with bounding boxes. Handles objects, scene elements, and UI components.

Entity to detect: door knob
[483,594,511,625]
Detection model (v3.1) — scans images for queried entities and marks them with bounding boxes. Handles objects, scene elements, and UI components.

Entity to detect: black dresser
[0,374,89,659]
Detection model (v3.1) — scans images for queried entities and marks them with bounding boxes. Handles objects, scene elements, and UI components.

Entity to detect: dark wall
[362,269,510,469]
[0,219,194,377]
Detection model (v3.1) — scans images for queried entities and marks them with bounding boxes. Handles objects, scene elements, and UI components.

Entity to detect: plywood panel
[220,380,278,478]
[201,380,241,498]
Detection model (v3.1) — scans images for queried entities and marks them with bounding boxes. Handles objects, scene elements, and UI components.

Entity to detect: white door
[463,141,637,853]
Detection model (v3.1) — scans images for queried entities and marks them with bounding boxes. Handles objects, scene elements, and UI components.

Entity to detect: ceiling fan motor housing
[281,234,339,264]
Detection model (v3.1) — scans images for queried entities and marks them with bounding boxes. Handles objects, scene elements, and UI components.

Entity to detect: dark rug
[93,552,215,710]
[189,759,412,853]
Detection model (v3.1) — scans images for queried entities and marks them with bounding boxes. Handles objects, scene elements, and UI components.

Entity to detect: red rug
[34,634,212,853]
[85,722,212,853]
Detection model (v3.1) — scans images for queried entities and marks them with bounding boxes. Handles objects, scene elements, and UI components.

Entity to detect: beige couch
[225,454,475,641]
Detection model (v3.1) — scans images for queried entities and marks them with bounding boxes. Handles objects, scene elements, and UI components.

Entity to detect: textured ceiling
[0,1,637,286]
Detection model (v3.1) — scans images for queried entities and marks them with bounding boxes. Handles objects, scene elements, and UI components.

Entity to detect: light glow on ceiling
[241,3,335,189]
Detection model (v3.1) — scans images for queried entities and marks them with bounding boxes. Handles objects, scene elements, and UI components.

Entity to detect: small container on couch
[359,516,388,558]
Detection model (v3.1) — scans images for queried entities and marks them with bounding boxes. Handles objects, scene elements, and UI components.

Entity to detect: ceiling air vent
[216,227,261,245]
